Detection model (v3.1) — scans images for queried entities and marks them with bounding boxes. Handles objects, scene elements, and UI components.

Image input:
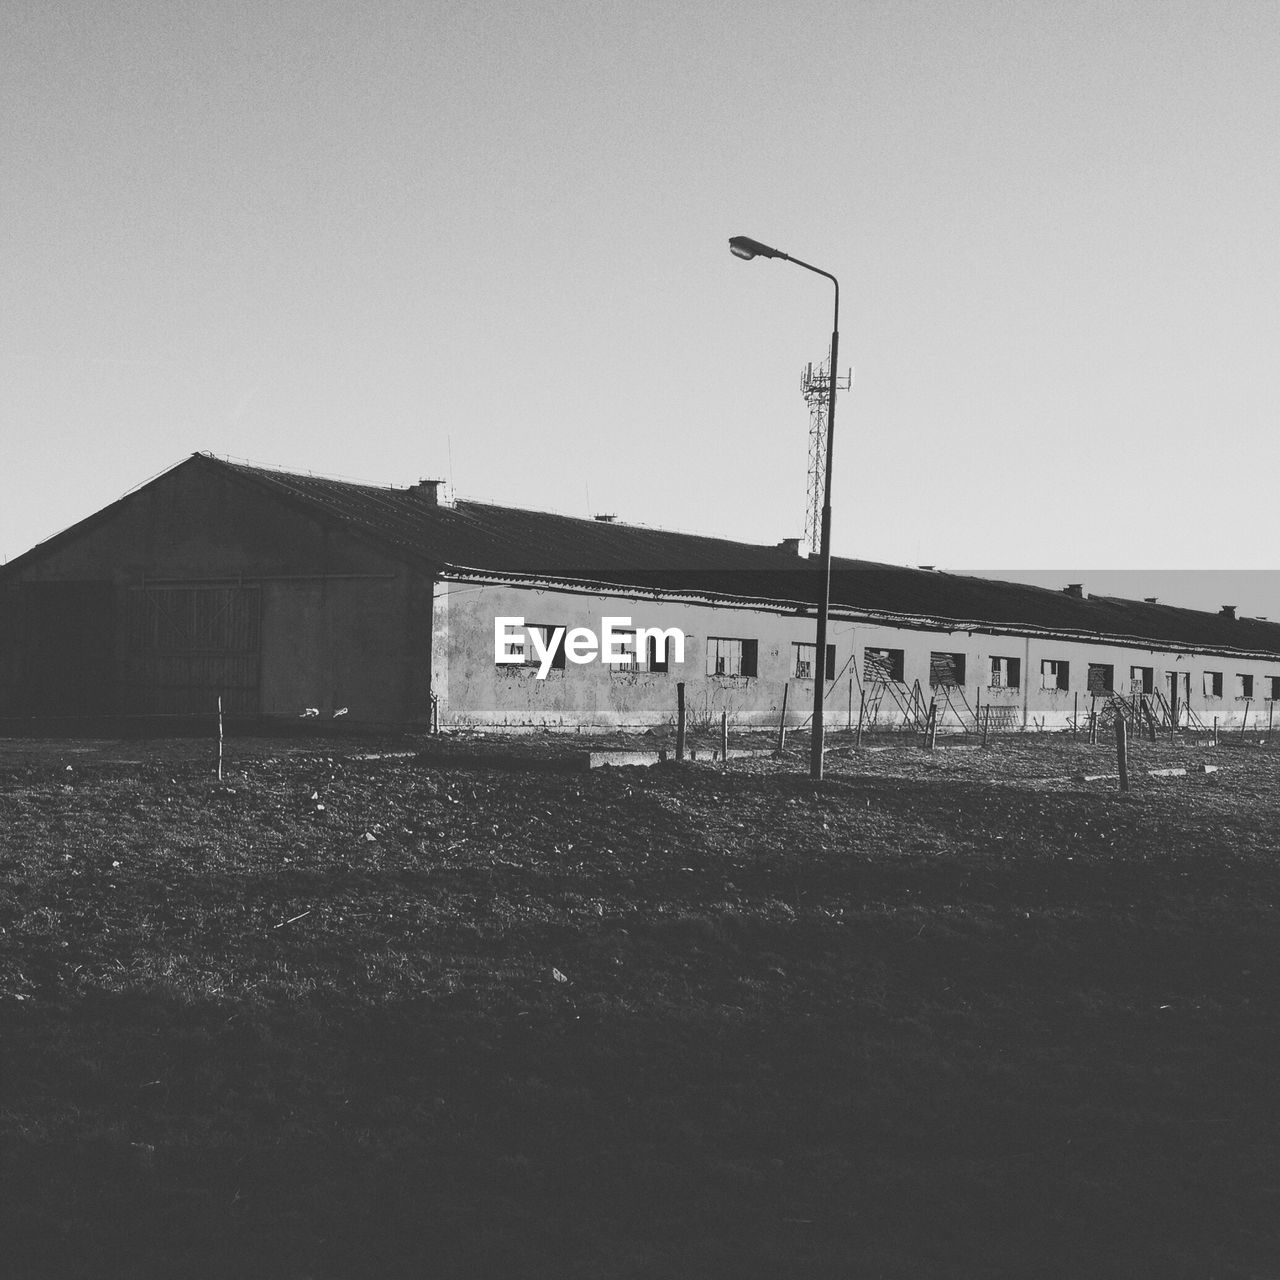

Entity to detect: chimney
[777,537,802,556]
[1144,597,1158,604]
[594,513,616,523]
[412,478,444,505]
[1063,583,1084,598]
[1220,605,1237,620]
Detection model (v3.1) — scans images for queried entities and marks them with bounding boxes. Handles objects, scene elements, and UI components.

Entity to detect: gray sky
[4,2,1278,605]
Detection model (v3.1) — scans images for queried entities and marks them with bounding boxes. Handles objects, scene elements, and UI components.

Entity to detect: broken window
[646,634,670,674]
[1130,666,1154,695]
[929,652,966,688]
[610,629,639,674]
[1040,659,1069,691]
[1087,663,1114,694]
[989,656,1021,689]
[706,637,758,678]
[523,624,566,671]
[1237,674,1254,700]
[863,647,905,683]
[793,642,836,680]
[1203,671,1223,698]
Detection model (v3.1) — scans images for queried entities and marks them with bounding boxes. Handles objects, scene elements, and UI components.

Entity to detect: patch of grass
[2,734,1280,1277]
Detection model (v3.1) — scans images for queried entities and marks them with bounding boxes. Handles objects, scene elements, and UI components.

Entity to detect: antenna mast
[800,355,851,555]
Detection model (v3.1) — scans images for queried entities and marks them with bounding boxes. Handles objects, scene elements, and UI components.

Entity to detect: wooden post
[676,683,686,762]
[848,677,854,729]
[924,698,938,751]
[1269,700,1275,742]
[1115,713,1129,793]
[975,685,982,735]
[1241,700,1251,739]
[1213,715,1218,746]
[855,690,865,748]
[217,694,224,782]
[1073,691,1079,738]
[776,683,789,754]
[982,705,991,748]
[721,709,729,763]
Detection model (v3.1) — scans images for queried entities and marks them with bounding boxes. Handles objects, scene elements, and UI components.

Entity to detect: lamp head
[729,235,785,261]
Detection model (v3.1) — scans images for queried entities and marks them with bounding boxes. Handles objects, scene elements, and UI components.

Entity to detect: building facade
[2,454,1277,733]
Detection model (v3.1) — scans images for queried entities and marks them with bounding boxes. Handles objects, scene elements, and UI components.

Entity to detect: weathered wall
[0,461,433,724]
[436,579,1280,731]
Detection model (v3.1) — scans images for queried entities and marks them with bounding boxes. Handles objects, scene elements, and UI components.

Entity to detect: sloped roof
[4,453,1276,658]
[211,456,1280,657]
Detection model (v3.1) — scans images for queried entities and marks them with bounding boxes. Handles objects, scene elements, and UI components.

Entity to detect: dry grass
[2,730,1279,1278]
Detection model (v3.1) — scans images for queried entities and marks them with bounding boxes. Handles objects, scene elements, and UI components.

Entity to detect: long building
[2,453,1277,732]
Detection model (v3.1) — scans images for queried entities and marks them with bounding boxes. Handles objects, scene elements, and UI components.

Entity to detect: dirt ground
[2,728,1279,1278]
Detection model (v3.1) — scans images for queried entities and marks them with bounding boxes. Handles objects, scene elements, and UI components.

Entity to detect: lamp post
[728,234,840,781]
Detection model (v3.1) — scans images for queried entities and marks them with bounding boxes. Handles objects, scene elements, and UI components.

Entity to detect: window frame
[793,641,836,681]
[1087,663,1115,695]
[989,655,1021,690]
[706,637,758,679]
[1040,659,1070,691]
[520,623,566,672]
[863,646,905,683]
[929,651,967,689]
[1130,665,1154,695]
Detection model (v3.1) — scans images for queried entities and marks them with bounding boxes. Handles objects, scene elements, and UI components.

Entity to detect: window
[646,633,670,674]
[929,652,966,688]
[1041,659,1069,691]
[1237,674,1254,700]
[793,642,836,680]
[523,624,565,671]
[989,656,1021,689]
[1270,676,1280,702]
[610,629,639,675]
[1130,666,1154,695]
[1203,671,1223,698]
[863,646,905,683]
[706,637,758,678]
[1087,663,1114,694]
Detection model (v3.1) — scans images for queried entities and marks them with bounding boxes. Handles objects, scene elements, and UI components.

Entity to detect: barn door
[122,586,261,715]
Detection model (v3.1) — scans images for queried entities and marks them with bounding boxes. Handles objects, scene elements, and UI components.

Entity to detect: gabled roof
[7,452,1279,659]
[213,457,1280,657]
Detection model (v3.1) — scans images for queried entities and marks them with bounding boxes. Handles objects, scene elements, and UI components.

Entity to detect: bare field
[2,730,1279,1278]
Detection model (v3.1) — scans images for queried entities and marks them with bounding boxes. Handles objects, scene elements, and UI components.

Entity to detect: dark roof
[4,452,1277,658]
[212,456,1280,657]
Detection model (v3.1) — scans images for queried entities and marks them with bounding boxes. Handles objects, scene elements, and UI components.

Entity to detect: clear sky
[3,1,1278,611]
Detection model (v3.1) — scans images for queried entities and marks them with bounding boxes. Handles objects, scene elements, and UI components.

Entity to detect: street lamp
[728,234,840,781]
